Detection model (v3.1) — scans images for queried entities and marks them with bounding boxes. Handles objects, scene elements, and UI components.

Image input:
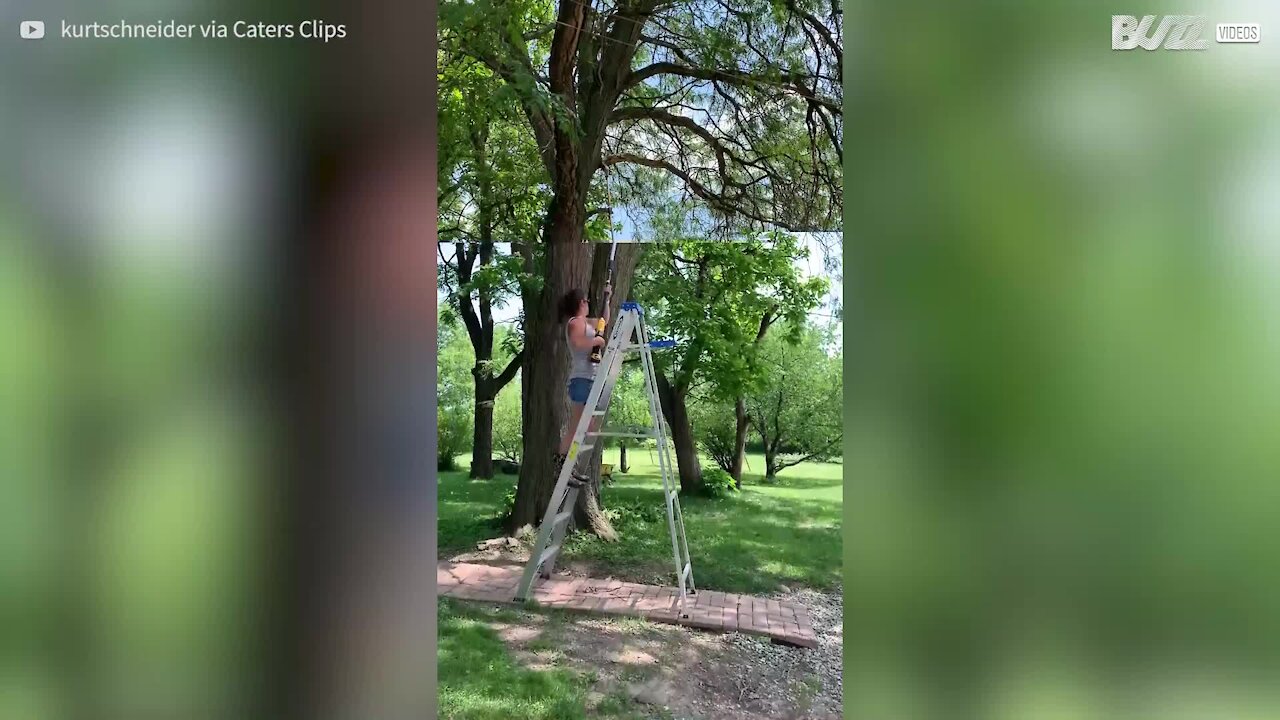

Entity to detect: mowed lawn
[438,450,843,595]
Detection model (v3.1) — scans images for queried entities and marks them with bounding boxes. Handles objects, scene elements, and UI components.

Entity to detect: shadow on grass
[438,599,588,720]
[438,471,515,553]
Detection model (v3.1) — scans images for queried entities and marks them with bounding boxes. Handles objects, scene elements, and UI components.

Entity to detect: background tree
[492,375,523,465]
[689,394,738,475]
[634,230,826,492]
[438,43,548,478]
[438,244,526,477]
[441,0,842,533]
[746,321,842,480]
[437,318,475,471]
[438,32,549,244]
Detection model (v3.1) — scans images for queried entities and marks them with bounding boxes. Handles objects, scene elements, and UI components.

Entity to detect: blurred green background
[0,2,283,717]
[843,1,1280,718]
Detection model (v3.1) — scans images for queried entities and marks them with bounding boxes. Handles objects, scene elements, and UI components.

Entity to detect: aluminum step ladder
[515,302,696,614]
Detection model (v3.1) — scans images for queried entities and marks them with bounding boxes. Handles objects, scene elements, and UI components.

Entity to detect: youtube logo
[20,20,45,40]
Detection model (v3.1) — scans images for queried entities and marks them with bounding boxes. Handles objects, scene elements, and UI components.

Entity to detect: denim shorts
[567,377,592,404]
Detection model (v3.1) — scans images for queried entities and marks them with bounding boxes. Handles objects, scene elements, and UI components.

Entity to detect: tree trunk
[573,487,618,541]
[571,244,642,536]
[469,381,494,478]
[505,213,591,533]
[759,423,780,482]
[619,444,629,473]
[731,396,749,488]
[460,120,499,479]
[764,447,778,482]
[731,307,776,487]
[655,372,703,494]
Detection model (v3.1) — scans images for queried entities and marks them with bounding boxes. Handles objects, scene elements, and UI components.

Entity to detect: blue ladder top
[619,301,673,347]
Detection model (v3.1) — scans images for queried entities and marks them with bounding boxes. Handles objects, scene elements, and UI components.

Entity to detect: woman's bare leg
[560,403,586,454]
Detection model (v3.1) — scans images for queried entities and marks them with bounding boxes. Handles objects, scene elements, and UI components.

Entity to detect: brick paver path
[438,561,817,648]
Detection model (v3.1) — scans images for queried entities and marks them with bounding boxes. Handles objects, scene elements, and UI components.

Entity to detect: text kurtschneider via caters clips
[60,20,348,41]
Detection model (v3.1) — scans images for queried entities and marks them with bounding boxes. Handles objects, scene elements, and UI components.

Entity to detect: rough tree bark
[506,0,603,530]
[506,223,591,533]
[471,397,494,477]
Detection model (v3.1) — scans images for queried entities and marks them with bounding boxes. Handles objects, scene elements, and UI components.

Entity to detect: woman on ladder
[553,282,612,487]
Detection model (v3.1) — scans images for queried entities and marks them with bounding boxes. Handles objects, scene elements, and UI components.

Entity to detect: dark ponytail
[558,289,586,323]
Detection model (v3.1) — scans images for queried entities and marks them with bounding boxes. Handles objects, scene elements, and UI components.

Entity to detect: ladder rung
[587,431,655,438]
[680,562,691,583]
[591,409,607,416]
[667,489,678,502]
[552,509,573,528]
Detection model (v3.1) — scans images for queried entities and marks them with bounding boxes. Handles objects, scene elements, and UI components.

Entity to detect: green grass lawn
[439,450,843,595]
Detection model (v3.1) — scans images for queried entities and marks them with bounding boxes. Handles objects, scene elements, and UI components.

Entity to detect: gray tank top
[565,319,597,381]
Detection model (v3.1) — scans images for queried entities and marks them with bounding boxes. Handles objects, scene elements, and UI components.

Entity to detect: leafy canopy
[634,214,827,398]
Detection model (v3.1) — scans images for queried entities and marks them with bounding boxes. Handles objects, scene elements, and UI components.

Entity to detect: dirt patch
[463,588,843,719]
[446,536,532,566]
[445,535,673,587]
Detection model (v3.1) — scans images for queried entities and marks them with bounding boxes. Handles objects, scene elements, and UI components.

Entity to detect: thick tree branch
[577,0,664,187]
[756,304,779,343]
[604,153,812,232]
[494,349,525,391]
[610,106,739,180]
[624,62,841,116]
[774,435,843,472]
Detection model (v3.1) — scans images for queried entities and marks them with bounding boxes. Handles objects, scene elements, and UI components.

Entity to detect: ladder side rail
[634,318,672,503]
[540,485,578,578]
[517,436,586,598]
[516,308,636,599]
[673,493,696,594]
[636,317,697,598]
[634,315,689,605]
[643,319,694,596]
